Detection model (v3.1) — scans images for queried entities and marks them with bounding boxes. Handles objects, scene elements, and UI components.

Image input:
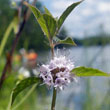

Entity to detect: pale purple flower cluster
[39,56,77,90]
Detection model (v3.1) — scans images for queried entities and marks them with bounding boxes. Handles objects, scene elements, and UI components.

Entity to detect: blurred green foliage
[0,0,49,54]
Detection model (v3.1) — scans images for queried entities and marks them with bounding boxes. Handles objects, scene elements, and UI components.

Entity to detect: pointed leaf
[26,3,49,37]
[43,14,57,38]
[44,6,53,17]
[57,1,83,31]
[11,77,42,105]
[26,3,57,38]
[71,66,110,77]
[55,37,77,46]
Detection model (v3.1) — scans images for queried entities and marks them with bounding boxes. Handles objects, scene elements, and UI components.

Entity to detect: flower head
[39,55,77,90]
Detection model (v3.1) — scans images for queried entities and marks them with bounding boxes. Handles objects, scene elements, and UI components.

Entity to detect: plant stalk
[51,46,54,59]
[51,88,57,110]
[50,39,57,110]
[12,84,37,110]
[50,40,54,59]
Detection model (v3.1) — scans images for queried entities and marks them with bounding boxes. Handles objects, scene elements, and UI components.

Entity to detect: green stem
[51,88,57,110]
[7,93,13,110]
[7,84,37,110]
[51,46,54,59]
[49,38,54,59]
[50,38,57,110]
[0,21,13,57]
[13,84,37,110]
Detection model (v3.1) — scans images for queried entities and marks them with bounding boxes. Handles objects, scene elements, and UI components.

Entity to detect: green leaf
[71,66,110,77]
[26,3,57,38]
[43,14,57,38]
[57,1,83,32]
[27,4,48,37]
[44,6,53,17]
[54,37,76,46]
[11,77,42,105]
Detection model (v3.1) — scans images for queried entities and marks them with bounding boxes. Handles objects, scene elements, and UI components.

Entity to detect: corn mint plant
[10,1,110,110]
